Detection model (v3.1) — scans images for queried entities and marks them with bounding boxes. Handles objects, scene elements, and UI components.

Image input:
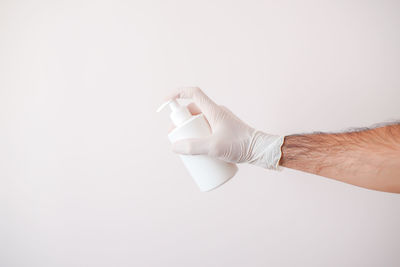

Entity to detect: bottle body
[168,114,238,192]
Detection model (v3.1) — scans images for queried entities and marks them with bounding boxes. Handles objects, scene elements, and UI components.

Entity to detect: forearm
[279,124,400,193]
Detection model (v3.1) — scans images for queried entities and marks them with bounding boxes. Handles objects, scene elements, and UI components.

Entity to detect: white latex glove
[167,87,285,170]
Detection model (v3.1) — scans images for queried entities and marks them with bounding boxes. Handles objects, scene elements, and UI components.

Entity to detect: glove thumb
[171,137,212,155]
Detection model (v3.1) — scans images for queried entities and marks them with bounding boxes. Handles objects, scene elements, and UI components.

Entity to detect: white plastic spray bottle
[157,99,238,192]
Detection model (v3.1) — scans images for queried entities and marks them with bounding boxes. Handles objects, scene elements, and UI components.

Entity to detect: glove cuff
[248,131,285,170]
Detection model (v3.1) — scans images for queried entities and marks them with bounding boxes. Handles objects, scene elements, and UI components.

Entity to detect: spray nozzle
[157,99,192,126]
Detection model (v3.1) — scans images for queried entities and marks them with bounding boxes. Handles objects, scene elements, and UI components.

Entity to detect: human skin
[279,125,400,193]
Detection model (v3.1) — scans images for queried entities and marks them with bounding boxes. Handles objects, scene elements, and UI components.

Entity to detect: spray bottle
[157,99,238,192]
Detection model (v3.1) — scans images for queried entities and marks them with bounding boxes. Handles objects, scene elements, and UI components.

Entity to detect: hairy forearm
[279,124,400,193]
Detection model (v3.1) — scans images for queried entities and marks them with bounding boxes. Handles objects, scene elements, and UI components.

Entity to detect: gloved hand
[166,87,285,170]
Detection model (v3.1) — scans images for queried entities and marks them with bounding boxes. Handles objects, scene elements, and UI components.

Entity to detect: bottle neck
[170,106,192,126]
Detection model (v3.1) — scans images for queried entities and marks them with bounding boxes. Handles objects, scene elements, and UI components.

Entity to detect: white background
[1,0,399,266]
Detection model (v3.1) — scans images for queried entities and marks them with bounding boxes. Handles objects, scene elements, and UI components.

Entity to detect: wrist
[247,130,285,170]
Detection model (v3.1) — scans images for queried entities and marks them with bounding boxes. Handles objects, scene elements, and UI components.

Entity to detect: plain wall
[1,0,399,266]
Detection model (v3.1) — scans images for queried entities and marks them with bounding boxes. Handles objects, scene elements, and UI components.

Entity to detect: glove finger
[186,102,201,115]
[187,102,212,131]
[171,137,212,155]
